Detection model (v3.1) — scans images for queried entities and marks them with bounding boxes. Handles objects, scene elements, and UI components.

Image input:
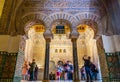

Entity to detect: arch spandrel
[24,20,46,37]
[16,13,49,35]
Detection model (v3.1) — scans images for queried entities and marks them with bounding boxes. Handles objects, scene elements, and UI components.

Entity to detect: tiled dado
[0,51,18,81]
[105,52,120,81]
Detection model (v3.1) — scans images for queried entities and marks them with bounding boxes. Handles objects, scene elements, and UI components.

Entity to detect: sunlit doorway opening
[49,20,73,80]
[77,24,102,80]
[24,24,45,80]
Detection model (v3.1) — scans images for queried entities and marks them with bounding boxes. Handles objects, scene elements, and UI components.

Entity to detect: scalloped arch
[75,12,101,37]
[15,13,50,34]
[75,12,101,24]
[21,13,48,27]
[48,12,78,28]
[15,12,102,35]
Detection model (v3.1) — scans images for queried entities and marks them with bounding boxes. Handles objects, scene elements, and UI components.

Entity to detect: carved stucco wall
[1,0,113,36]
[13,0,105,36]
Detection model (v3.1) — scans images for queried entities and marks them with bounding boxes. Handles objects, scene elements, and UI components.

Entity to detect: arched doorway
[24,24,46,80]
[49,20,73,79]
[50,19,72,63]
[77,24,102,80]
[25,24,45,68]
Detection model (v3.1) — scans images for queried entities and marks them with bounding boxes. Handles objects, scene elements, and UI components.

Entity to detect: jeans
[92,72,97,80]
[81,73,85,80]
[85,66,92,81]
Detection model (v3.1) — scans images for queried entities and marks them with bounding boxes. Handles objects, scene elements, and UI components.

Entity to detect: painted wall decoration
[0,51,17,81]
[21,0,102,15]
[24,0,98,8]
[96,36,109,81]
[105,53,120,81]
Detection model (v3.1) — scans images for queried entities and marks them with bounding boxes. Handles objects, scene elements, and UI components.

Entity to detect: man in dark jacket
[29,59,36,81]
[83,55,92,82]
[90,63,98,80]
[34,65,38,80]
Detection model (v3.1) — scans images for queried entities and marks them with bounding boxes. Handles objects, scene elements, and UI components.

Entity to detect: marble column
[43,38,51,82]
[43,29,52,82]
[70,29,80,82]
[71,38,80,82]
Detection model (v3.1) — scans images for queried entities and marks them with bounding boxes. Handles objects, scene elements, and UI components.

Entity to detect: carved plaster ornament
[43,29,53,39]
[70,29,79,39]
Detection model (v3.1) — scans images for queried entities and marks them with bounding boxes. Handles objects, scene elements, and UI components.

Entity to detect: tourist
[34,65,38,80]
[49,72,54,80]
[29,59,36,81]
[63,63,68,80]
[22,61,28,80]
[83,55,92,82]
[80,66,86,80]
[90,63,98,80]
[67,61,73,80]
[56,65,61,80]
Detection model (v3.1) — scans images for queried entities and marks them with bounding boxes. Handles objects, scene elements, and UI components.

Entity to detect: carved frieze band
[17,12,100,30]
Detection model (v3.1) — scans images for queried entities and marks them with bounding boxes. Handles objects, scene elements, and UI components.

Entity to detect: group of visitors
[49,57,98,81]
[81,55,99,81]
[49,61,73,80]
[22,59,38,81]
[22,56,98,81]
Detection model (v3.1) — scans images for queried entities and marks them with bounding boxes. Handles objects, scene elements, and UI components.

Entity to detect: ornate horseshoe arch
[75,12,101,24]
[15,13,49,35]
[75,12,102,38]
[48,12,78,29]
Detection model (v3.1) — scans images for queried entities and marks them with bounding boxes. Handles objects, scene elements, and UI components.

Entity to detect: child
[80,66,86,80]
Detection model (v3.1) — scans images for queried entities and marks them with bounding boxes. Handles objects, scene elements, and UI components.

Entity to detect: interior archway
[24,24,45,68]
[77,24,102,80]
[23,20,102,80]
[50,20,72,73]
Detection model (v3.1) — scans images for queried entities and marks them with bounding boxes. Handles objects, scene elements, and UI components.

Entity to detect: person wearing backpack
[90,63,98,80]
[83,55,93,82]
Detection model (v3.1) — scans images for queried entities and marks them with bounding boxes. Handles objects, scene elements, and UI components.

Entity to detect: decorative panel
[0,51,17,81]
[105,52,120,81]
[96,36,110,81]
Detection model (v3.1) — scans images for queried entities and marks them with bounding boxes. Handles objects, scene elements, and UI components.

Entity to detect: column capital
[45,38,51,42]
[70,29,79,39]
[71,38,77,42]
[43,29,53,40]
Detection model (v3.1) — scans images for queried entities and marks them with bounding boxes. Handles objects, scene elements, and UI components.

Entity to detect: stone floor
[21,80,102,82]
